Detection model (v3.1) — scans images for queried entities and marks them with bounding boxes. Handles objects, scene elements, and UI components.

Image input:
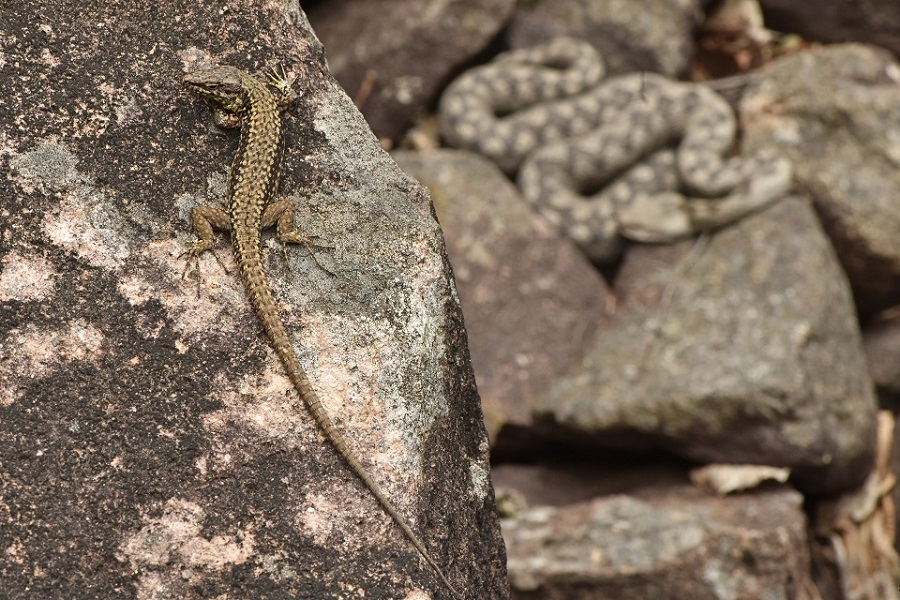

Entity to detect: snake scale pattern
[438,37,792,261]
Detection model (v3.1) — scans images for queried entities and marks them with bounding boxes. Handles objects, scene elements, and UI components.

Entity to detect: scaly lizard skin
[182,65,461,599]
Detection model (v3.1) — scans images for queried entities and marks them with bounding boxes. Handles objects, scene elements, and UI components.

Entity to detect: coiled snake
[438,37,792,261]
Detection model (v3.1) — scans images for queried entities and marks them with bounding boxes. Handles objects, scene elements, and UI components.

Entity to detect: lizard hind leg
[261,199,335,275]
[180,205,233,293]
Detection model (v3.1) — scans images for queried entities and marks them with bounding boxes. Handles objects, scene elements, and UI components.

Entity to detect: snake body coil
[439,37,791,261]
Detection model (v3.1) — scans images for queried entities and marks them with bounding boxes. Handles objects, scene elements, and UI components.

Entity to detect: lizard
[181,64,461,600]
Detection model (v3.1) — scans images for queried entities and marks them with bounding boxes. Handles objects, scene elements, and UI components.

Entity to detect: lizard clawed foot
[279,232,336,276]
[179,240,230,297]
[266,63,299,108]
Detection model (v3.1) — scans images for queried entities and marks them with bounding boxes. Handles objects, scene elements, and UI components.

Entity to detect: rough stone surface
[761,0,900,57]
[0,2,507,598]
[506,0,703,77]
[502,486,816,599]
[534,196,877,495]
[394,149,612,443]
[741,43,900,319]
[307,0,516,142]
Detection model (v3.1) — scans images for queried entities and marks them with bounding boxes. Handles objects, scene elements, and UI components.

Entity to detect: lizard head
[182,65,249,114]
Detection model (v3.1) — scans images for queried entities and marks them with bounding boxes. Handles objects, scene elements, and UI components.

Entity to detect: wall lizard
[181,65,461,599]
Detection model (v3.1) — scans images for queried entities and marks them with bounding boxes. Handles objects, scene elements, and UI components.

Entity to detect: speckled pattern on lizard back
[181,64,461,600]
[439,37,792,262]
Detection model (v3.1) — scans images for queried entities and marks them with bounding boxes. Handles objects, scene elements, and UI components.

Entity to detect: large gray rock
[394,149,612,444]
[741,43,900,319]
[502,486,816,599]
[0,2,506,598]
[534,196,877,495]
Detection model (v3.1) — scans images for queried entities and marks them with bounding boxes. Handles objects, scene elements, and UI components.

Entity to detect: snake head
[182,65,249,115]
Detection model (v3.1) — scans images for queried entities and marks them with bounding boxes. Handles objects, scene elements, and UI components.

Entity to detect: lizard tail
[237,251,462,599]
